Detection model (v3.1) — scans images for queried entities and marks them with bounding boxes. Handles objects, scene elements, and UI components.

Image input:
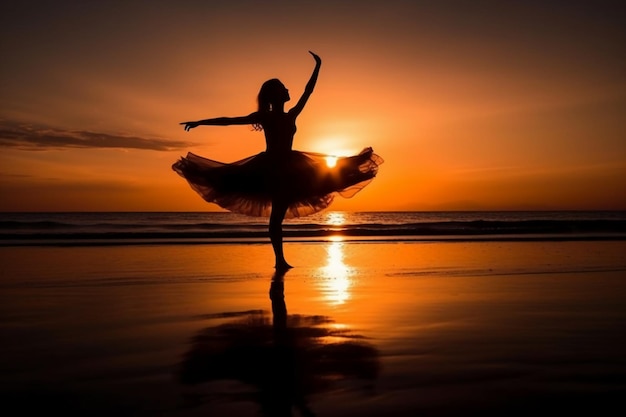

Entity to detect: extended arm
[180,113,259,131]
[289,51,322,118]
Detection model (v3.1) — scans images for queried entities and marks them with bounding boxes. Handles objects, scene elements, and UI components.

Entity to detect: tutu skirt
[172,147,383,218]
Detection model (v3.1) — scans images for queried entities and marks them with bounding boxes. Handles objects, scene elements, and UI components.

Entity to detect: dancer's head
[257,79,290,112]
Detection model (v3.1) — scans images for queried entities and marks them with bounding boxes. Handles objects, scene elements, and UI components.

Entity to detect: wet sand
[1,240,625,416]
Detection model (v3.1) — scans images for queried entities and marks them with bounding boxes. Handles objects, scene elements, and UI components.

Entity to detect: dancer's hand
[180,121,198,131]
[309,51,321,65]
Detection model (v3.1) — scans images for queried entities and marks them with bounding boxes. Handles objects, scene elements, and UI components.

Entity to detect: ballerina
[173,51,382,270]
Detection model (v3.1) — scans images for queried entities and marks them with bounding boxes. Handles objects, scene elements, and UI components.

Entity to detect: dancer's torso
[261,112,297,155]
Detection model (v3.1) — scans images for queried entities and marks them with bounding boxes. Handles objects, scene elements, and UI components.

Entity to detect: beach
[1,238,625,416]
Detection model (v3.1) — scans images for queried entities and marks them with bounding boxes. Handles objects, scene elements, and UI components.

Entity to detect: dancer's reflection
[266,270,314,416]
[179,271,380,416]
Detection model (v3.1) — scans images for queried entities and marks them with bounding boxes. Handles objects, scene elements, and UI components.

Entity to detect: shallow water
[1,240,625,415]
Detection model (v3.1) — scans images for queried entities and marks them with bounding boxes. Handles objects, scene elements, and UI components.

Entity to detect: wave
[1,214,625,246]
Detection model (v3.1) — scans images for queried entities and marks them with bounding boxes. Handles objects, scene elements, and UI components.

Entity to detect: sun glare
[326,211,346,226]
[319,241,353,305]
[325,156,337,168]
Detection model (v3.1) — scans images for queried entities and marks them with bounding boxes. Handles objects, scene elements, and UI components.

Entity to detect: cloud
[0,120,196,151]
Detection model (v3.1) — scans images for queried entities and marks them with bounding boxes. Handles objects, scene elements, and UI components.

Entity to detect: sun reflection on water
[325,211,346,226]
[319,238,354,305]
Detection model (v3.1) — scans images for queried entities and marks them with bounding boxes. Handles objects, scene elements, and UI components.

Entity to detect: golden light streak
[325,211,346,226]
[319,240,354,305]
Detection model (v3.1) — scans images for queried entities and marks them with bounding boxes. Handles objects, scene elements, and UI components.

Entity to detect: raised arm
[180,113,259,131]
[289,51,322,118]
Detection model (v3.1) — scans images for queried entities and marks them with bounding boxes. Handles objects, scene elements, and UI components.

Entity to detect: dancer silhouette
[173,52,382,270]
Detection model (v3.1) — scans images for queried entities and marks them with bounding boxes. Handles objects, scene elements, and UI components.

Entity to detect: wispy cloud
[0,120,196,151]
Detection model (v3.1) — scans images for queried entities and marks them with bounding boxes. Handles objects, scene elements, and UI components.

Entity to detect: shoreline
[2,233,626,247]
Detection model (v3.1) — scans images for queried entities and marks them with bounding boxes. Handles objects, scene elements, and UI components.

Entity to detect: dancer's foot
[275,260,293,271]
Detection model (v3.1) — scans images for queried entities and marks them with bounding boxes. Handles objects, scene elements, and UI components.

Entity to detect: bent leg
[269,200,292,270]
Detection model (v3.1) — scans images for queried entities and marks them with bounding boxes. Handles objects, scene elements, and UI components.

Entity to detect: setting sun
[325,156,337,168]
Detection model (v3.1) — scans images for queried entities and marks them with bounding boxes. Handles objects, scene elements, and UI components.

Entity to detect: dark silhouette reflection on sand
[179,270,380,416]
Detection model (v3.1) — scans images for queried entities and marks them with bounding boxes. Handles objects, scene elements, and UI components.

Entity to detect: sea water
[1,210,625,245]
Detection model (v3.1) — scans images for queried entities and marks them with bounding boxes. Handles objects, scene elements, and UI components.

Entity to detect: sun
[325,156,337,168]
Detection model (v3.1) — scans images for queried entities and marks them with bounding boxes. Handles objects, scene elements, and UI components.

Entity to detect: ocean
[1,210,625,246]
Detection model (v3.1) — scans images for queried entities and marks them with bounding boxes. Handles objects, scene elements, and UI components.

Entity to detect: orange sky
[1,1,624,212]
